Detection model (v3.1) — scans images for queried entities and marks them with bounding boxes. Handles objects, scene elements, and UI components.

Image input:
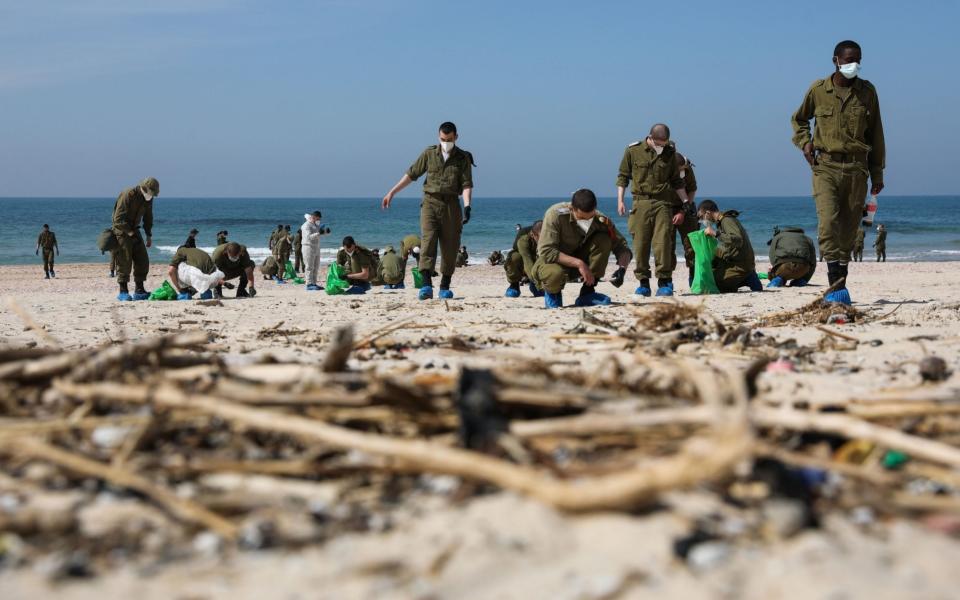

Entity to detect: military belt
[819,151,867,164]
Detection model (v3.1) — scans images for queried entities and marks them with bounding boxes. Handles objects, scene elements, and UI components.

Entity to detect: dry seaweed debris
[0,308,958,578]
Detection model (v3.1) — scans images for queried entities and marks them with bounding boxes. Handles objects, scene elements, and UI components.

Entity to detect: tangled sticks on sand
[1,304,959,577]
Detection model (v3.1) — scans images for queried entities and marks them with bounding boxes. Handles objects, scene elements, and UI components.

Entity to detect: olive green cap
[140,177,160,196]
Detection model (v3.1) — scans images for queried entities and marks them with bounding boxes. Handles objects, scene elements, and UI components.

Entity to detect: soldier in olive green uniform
[273,227,292,278]
[378,246,405,288]
[487,250,505,266]
[456,246,469,268]
[293,228,304,273]
[340,236,381,294]
[791,40,885,304]
[504,220,544,297]
[616,124,692,297]
[382,122,474,300]
[874,224,887,262]
[672,153,699,286]
[697,200,762,293]
[268,225,284,253]
[111,177,159,301]
[35,224,59,279]
[216,230,229,245]
[766,227,817,287]
[212,242,257,298]
[168,246,223,300]
[108,249,117,278]
[260,256,281,279]
[534,189,632,309]
[400,234,421,264]
[853,227,865,262]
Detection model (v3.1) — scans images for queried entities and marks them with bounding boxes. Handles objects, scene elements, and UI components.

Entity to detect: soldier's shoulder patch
[628,140,643,147]
[556,207,570,215]
[597,215,607,224]
[813,78,827,88]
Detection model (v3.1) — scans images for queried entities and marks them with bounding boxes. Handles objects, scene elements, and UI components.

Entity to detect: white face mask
[652,144,665,156]
[141,188,154,202]
[679,169,686,179]
[838,61,860,79]
[228,254,240,263]
[576,217,594,233]
[439,140,455,153]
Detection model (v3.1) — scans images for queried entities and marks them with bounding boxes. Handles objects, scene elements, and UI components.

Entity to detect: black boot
[44,271,50,279]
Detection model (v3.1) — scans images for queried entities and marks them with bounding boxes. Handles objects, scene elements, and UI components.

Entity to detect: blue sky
[1,0,957,198]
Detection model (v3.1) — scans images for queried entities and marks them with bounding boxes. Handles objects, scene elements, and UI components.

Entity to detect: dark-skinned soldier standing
[791,39,885,304]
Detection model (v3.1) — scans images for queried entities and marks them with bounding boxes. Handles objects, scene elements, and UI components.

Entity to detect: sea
[0,196,958,266]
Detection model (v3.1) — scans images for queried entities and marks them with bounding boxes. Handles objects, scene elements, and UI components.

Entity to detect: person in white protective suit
[300,210,331,291]
[167,246,225,300]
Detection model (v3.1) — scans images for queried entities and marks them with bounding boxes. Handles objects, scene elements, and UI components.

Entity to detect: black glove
[462,205,472,225]
[248,287,257,297]
[610,266,626,288]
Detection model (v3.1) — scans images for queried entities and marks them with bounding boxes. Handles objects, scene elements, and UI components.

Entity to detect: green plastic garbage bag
[412,267,424,289]
[325,263,350,295]
[148,280,177,301]
[284,260,305,284]
[688,230,720,295]
[758,272,768,280]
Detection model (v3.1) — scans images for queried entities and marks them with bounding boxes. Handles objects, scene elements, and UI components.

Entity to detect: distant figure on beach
[300,211,328,291]
[456,246,469,268]
[853,226,865,262]
[268,224,284,252]
[293,227,303,273]
[111,177,159,301]
[216,230,229,245]
[212,242,257,298]
[36,224,59,279]
[505,220,543,298]
[260,255,281,281]
[697,199,762,293]
[673,152,699,287]
[791,39,885,305]
[487,250,504,266]
[382,121,475,301]
[168,246,224,300]
[766,226,816,288]
[874,224,887,262]
[107,248,117,278]
[616,123,692,298]
[533,189,631,309]
[273,226,292,278]
[183,228,199,249]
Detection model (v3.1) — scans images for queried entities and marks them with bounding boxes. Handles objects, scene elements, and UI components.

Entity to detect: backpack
[97,228,117,253]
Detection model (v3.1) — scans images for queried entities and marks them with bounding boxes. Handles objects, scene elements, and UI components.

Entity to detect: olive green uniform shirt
[169,247,217,274]
[538,203,630,264]
[513,230,538,277]
[616,140,685,201]
[111,187,154,238]
[212,244,255,279]
[406,146,474,196]
[714,211,756,273]
[378,248,404,283]
[874,229,887,249]
[217,233,228,245]
[37,231,57,250]
[400,234,421,260]
[791,75,885,183]
[854,228,865,250]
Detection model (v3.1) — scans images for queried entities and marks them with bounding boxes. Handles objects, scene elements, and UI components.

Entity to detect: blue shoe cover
[528,282,545,297]
[544,291,563,309]
[132,291,150,301]
[418,286,434,300]
[176,292,193,301]
[744,272,763,292]
[306,284,321,291]
[635,286,651,297]
[575,292,611,307]
[345,285,368,295]
[824,288,852,305]
[117,292,133,301]
[767,276,785,288]
[788,278,808,287]
[199,290,213,300]
[505,286,520,298]
[273,276,286,284]
[655,283,674,297]
[438,289,454,299]
[395,282,405,289]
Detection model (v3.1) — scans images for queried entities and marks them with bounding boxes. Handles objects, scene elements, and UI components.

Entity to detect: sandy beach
[2,260,960,599]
